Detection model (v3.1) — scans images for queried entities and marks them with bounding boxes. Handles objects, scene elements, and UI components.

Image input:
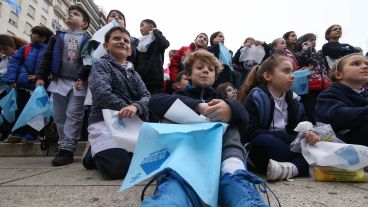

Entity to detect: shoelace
[278,162,294,181]
[140,169,202,207]
[239,171,281,207]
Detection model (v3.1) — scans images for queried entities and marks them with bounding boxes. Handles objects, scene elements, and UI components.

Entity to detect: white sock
[221,157,246,177]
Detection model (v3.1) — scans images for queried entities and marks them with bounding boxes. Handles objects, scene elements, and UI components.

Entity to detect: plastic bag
[121,122,227,207]
[90,20,120,62]
[0,88,17,123]
[219,43,233,70]
[290,122,343,153]
[12,86,52,132]
[239,45,266,64]
[291,123,368,171]
[292,69,311,95]
[137,32,155,52]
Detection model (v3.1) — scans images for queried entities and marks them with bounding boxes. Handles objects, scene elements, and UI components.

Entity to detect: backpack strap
[23,44,32,60]
[21,44,33,74]
[250,87,271,129]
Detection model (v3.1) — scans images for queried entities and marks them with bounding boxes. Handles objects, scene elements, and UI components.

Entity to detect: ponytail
[238,55,292,103]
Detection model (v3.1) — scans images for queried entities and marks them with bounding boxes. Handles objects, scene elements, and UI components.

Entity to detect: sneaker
[267,159,294,181]
[4,134,23,143]
[81,142,95,170]
[141,168,202,207]
[219,169,268,207]
[21,134,39,143]
[51,150,74,166]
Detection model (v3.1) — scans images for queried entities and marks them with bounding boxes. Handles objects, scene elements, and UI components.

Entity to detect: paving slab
[0,169,53,184]
[0,157,367,207]
[0,185,152,207]
[0,142,86,157]
[267,179,368,207]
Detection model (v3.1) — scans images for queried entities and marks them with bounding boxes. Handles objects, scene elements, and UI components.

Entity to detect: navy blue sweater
[316,82,368,145]
[148,86,249,130]
[242,85,306,144]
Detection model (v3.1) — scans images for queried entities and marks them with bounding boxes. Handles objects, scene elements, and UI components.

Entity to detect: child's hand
[195,103,209,114]
[9,83,16,88]
[255,40,265,46]
[27,75,37,82]
[305,131,320,145]
[118,105,138,119]
[202,99,231,123]
[75,80,84,91]
[243,42,252,47]
[36,79,45,86]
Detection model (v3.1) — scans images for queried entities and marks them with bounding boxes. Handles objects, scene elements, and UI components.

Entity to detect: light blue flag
[5,0,21,15]
[12,86,52,132]
[121,122,228,207]
[219,43,233,70]
[0,88,17,123]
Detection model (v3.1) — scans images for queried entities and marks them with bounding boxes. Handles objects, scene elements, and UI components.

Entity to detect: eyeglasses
[226,88,238,93]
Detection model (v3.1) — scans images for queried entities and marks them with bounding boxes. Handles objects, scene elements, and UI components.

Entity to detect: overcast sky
[94,0,368,65]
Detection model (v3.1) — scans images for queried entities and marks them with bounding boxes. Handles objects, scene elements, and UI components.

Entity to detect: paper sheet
[164,99,209,124]
[102,109,143,152]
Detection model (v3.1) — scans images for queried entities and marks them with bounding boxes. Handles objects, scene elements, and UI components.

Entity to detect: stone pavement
[0,157,367,207]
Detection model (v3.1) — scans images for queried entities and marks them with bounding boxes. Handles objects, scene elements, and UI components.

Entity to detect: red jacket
[169,43,196,82]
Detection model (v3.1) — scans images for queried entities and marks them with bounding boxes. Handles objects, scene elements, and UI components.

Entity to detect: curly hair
[183,50,223,79]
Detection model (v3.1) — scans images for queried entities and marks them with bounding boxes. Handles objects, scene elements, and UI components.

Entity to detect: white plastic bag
[291,122,368,171]
[301,140,368,171]
[137,32,155,52]
[239,45,266,64]
[290,122,343,153]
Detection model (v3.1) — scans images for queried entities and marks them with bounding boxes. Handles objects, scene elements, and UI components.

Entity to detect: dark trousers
[0,89,37,136]
[93,148,133,180]
[13,89,38,136]
[343,122,368,147]
[301,90,322,125]
[246,134,309,175]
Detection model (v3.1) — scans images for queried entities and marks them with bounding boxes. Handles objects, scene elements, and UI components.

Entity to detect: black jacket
[134,29,169,91]
[148,86,249,130]
[322,42,360,59]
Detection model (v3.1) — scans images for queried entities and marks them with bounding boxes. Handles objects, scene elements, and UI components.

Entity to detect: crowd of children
[0,4,367,206]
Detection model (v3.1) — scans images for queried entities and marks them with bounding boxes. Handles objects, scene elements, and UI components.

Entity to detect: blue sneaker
[141,168,202,207]
[219,169,279,207]
[23,134,38,142]
[82,143,95,170]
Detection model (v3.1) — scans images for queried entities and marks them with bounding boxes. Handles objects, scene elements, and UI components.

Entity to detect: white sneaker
[267,159,294,181]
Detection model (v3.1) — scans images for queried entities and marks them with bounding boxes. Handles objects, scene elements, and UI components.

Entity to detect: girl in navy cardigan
[316,53,368,146]
[239,55,320,181]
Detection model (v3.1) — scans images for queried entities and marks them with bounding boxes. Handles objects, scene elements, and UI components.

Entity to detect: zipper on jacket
[200,87,205,103]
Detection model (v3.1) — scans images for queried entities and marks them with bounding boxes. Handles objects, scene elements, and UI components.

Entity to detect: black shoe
[51,150,74,166]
